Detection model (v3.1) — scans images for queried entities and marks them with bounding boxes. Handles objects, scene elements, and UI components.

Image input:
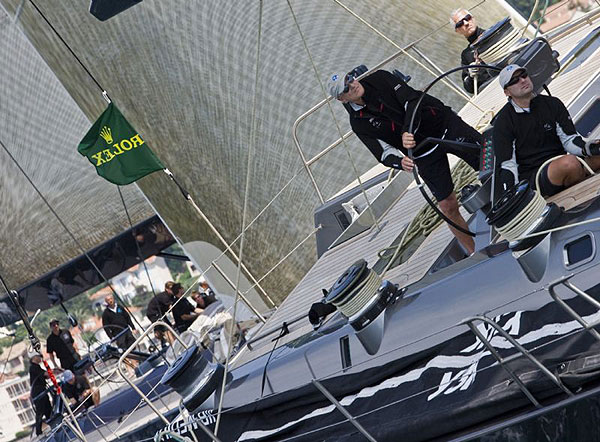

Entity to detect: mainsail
[0,0,511,305]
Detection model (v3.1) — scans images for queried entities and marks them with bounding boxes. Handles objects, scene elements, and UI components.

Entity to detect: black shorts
[415,115,482,201]
[535,163,566,197]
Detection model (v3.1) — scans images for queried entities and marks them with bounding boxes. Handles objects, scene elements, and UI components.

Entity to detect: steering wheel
[406,64,503,237]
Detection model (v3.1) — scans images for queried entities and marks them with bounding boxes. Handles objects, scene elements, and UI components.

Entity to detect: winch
[160,344,225,411]
[486,180,562,251]
[323,260,404,354]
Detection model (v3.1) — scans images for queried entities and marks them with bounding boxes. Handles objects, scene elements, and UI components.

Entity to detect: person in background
[199,280,215,298]
[146,281,176,344]
[493,64,600,197]
[46,319,80,371]
[29,353,52,435]
[171,283,201,333]
[327,68,482,254]
[61,370,100,410]
[101,294,136,350]
[450,8,491,94]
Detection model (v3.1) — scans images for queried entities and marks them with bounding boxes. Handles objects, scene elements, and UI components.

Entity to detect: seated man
[493,64,600,196]
[327,68,482,254]
[146,281,176,345]
[62,370,100,410]
[171,283,201,333]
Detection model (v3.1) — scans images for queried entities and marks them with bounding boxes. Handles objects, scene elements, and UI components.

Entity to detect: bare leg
[547,156,587,187]
[439,193,474,254]
[585,156,600,172]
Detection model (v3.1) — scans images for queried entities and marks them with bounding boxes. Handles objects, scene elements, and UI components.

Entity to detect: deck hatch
[563,233,595,268]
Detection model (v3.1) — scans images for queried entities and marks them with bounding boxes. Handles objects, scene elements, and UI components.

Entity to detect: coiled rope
[495,190,546,242]
[330,269,382,318]
[497,155,596,243]
[379,160,478,275]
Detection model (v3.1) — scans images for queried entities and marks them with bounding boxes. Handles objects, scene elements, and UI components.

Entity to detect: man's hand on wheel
[402,132,416,149]
[401,156,414,172]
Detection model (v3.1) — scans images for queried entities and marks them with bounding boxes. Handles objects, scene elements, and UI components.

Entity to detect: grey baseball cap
[499,64,527,89]
[327,72,346,98]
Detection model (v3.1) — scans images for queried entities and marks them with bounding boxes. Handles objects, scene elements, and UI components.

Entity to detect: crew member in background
[171,283,201,333]
[146,281,176,344]
[327,68,482,254]
[29,352,52,435]
[62,370,100,409]
[199,280,215,298]
[450,8,491,94]
[101,294,136,350]
[46,319,80,371]
[493,64,600,196]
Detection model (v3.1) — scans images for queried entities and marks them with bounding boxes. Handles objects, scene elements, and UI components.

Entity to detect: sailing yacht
[0,0,600,441]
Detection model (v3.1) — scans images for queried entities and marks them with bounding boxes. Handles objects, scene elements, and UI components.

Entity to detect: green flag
[78,103,164,185]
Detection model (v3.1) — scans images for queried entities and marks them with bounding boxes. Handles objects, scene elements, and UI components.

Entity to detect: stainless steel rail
[547,274,600,342]
[460,315,574,408]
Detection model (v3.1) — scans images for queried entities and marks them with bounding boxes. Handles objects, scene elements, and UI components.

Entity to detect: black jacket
[102,305,134,338]
[460,27,492,94]
[493,95,586,186]
[146,291,173,322]
[348,70,453,169]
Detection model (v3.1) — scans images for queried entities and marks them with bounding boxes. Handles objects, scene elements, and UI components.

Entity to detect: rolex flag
[78,103,164,185]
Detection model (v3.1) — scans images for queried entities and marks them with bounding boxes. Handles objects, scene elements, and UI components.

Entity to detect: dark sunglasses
[505,71,529,88]
[454,14,472,29]
[341,74,355,95]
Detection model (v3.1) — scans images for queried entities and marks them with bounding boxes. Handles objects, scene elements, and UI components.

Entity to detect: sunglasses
[454,14,472,29]
[341,74,355,95]
[505,71,529,88]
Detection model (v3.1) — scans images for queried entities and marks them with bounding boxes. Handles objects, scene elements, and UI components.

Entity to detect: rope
[331,269,382,318]
[380,160,478,276]
[521,0,541,40]
[0,336,16,380]
[535,154,595,192]
[495,191,546,242]
[0,136,146,333]
[331,0,472,102]
[117,186,158,299]
[290,1,382,232]
[215,1,263,436]
[28,1,105,95]
[242,225,322,296]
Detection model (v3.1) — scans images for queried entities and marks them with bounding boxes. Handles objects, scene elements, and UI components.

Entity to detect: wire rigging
[214,1,264,436]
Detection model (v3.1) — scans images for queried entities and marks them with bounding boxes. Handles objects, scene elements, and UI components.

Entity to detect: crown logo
[100,126,113,144]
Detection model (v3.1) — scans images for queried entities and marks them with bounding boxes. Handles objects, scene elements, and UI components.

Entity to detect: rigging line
[181,194,275,308]
[117,186,158,299]
[27,0,104,95]
[331,0,471,103]
[243,225,322,295]
[0,136,146,333]
[0,336,16,381]
[215,1,264,436]
[287,0,382,233]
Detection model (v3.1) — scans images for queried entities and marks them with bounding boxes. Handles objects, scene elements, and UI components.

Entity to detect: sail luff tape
[332,269,382,318]
[496,191,546,241]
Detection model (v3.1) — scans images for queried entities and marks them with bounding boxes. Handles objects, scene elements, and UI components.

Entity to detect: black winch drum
[160,344,224,410]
